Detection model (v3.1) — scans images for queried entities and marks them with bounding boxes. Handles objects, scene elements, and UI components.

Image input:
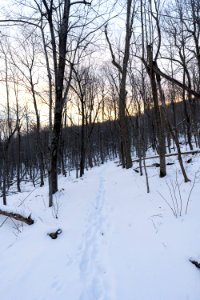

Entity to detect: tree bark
[147,45,166,177]
[0,209,34,225]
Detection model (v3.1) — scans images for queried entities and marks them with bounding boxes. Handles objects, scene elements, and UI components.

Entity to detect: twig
[158,191,176,216]
[185,172,197,214]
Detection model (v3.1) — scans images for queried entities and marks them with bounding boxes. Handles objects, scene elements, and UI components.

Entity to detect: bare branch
[104,24,123,74]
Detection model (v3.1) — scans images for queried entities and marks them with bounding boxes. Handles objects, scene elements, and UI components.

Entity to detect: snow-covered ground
[0,153,200,300]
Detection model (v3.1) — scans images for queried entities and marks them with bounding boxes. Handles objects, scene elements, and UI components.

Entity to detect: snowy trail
[78,166,114,300]
[0,160,200,300]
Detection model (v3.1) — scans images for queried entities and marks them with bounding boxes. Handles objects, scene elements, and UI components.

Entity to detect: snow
[0,204,32,218]
[0,154,200,300]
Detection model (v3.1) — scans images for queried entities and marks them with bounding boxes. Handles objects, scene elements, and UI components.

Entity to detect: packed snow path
[0,160,200,300]
[79,166,114,300]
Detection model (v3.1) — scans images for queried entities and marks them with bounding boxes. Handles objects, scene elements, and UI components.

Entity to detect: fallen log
[132,150,200,163]
[0,209,34,225]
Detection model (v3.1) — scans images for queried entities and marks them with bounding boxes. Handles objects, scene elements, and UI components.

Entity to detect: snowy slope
[0,155,200,300]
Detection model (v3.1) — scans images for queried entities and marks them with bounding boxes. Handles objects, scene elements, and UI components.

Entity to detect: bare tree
[105,0,138,169]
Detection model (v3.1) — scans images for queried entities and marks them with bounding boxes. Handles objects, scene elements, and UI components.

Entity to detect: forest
[0,0,199,206]
[0,1,200,299]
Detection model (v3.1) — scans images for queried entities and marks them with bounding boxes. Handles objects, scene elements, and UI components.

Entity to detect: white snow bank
[0,155,200,300]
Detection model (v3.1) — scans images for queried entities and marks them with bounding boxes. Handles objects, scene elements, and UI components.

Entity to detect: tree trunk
[80,102,85,177]
[147,45,166,177]
[155,62,190,182]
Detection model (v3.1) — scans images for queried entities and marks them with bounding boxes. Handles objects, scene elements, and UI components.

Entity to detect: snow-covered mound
[0,155,200,300]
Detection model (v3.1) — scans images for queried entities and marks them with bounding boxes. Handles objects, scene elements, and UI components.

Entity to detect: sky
[0,0,126,126]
